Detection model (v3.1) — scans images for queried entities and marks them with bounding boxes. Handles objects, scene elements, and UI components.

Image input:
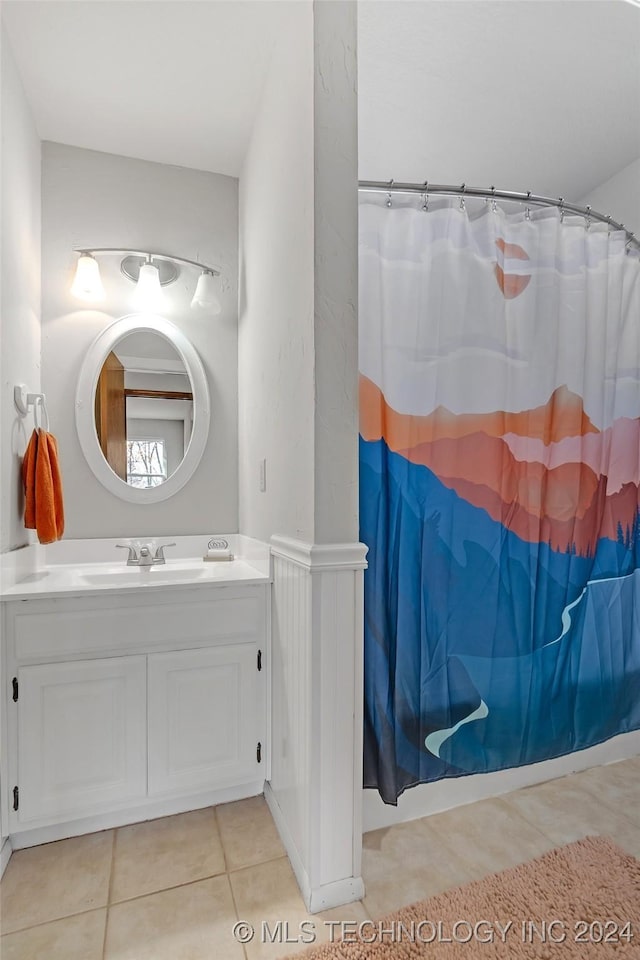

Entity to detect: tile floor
[1,758,639,959]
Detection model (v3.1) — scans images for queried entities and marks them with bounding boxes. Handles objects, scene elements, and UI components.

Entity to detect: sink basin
[78,565,210,586]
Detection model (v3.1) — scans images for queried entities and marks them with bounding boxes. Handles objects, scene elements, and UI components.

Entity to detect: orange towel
[22,428,65,544]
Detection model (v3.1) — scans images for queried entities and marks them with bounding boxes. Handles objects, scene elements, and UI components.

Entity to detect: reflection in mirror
[94,332,193,488]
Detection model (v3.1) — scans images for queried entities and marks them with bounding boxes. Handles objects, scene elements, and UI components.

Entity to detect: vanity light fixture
[191,270,222,314]
[70,253,106,301]
[71,248,222,314]
[133,258,164,312]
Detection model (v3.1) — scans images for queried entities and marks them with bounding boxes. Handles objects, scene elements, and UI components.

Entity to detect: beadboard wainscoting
[266,536,367,913]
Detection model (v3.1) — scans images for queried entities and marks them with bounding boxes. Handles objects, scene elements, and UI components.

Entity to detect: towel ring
[14,385,50,433]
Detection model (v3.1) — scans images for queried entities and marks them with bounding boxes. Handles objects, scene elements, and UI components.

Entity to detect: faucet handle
[155,542,176,561]
[116,544,138,563]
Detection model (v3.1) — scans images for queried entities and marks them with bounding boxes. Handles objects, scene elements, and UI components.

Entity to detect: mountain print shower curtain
[359,197,640,804]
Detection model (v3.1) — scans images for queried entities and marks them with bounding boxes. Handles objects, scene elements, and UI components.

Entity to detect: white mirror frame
[76,314,210,503]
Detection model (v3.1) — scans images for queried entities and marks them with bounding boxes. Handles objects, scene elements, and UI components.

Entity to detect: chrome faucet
[116,542,176,566]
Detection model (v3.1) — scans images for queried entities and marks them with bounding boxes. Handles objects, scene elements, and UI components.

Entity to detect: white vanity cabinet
[1,583,269,846]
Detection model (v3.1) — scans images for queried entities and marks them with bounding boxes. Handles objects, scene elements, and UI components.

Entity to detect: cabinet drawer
[9,589,266,662]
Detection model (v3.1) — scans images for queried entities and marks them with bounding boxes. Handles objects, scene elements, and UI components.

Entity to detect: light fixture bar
[73,248,221,276]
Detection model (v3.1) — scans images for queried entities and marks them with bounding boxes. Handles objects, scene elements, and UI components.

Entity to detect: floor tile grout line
[225,863,248,960]
[104,854,291,909]
[213,805,230,875]
[359,799,564,918]
[214,799,253,955]
[102,829,117,960]
[491,793,569,847]
[572,778,640,830]
[227,854,289,876]
[108,872,231,908]
[501,775,640,841]
[1,905,107,939]
[359,899,373,921]
[2,854,293,937]
[408,796,556,882]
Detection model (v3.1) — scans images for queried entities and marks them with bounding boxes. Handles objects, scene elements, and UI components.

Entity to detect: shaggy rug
[292,836,640,958]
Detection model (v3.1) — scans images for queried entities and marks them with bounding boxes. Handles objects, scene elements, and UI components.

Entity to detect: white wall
[238,4,315,544]
[238,0,315,876]
[0,27,41,553]
[238,0,359,548]
[579,157,640,238]
[313,0,359,545]
[41,142,238,539]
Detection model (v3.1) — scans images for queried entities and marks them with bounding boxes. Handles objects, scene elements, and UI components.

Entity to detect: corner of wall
[237,2,315,544]
[0,25,42,554]
[312,0,358,546]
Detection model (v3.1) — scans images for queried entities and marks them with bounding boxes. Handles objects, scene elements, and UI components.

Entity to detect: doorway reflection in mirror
[94,331,193,487]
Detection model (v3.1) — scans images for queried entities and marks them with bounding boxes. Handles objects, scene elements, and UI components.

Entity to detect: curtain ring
[585,205,591,230]
[490,185,497,213]
[459,183,466,211]
[559,198,565,223]
[525,191,531,221]
[386,179,394,207]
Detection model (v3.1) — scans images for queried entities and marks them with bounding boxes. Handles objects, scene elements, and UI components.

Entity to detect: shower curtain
[359,197,640,805]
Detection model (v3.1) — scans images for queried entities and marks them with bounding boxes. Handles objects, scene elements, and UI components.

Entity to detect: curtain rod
[358,180,639,252]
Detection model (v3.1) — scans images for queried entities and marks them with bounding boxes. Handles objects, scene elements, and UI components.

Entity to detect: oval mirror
[76,315,210,503]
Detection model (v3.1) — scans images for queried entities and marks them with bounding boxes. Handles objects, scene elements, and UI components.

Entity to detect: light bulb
[191,271,221,314]
[134,261,163,311]
[71,254,105,301]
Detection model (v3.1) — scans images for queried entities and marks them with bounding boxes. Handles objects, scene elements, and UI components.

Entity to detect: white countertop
[0,535,271,601]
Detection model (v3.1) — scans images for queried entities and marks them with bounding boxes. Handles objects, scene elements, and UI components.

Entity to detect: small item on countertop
[203,536,234,561]
[204,549,234,561]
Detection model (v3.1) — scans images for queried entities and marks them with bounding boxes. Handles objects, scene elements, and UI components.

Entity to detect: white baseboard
[264,782,364,914]
[0,837,12,877]
[10,780,264,849]
[308,876,365,914]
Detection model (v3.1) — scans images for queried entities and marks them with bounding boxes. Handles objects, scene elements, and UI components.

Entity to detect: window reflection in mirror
[94,332,193,487]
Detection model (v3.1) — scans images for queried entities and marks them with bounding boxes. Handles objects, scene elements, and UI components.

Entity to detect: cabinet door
[148,645,263,797]
[17,657,147,823]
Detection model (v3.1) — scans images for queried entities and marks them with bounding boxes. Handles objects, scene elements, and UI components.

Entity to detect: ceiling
[1,0,293,177]
[3,0,638,198]
[357,0,640,200]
